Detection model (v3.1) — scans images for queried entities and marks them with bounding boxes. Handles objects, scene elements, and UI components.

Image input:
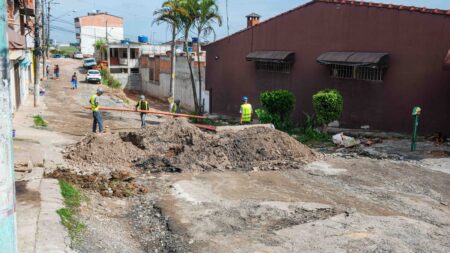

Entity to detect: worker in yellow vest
[135,95,149,128]
[168,97,181,114]
[90,88,104,133]
[240,96,253,124]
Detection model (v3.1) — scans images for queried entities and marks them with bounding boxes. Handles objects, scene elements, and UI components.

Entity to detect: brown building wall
[205,2,450,135]
[79,14,123,27]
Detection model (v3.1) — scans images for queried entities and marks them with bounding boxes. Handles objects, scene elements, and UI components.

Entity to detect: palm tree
[153,0,186,97]
[194,0,222,113]
[179,0,200,113]
[94,39,108,60]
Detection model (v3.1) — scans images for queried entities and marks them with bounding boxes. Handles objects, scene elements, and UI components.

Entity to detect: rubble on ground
[46,166,148,197]
[64,118,316,173]
[50,118,316,196]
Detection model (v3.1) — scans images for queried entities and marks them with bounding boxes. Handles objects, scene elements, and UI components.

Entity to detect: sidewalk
[14,92,74,253]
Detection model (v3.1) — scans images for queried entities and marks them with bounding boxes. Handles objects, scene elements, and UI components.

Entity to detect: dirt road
[38,59,450,253]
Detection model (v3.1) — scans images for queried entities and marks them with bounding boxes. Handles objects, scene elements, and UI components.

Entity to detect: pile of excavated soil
[64,118,316,173]
[46,166,148,197]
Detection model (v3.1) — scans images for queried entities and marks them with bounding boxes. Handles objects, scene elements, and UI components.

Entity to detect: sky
[51,0,450,44]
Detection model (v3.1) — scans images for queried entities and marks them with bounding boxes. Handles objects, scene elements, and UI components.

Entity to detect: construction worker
[135,95,149,128]
[90,88,104,133]
[168,97,181,115]
[240,96,253,124]
[173,99,181,114]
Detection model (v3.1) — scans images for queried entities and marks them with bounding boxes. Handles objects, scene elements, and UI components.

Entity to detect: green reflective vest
[241,103,252,122]
[90,94,99,111]
[138,100,149,111]
[170,103,177,113]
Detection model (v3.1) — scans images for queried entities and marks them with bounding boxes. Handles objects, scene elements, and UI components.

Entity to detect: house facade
[204,0,450,135]
[7,0,35,112]
[74,11,124,55]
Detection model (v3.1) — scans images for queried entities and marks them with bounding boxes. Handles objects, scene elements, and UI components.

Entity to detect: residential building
[139,55,209,112]
[138,38,208,112]
[7,0,35,112]
[103,41,170,90]
[204,0,450,135]
[74,11,124,55]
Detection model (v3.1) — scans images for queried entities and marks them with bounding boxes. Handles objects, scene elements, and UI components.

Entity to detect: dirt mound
[65,118,316,173]
[47,166,148,197]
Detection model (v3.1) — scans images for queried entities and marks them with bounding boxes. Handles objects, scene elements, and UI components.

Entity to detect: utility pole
[46,0,51,58]
[106,20,108,43]
[0,0,17,251]
[34,0,41,107]
[42,0,46,78]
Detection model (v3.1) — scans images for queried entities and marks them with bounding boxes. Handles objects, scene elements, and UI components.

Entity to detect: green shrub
[260,90,296,121]
[108,79,122,89]
[33,115,48,127]
[257,90,296,130]
[255,108,283,129]
[312,89,343,126]
[100,69,121,89]
[289,113,332,144]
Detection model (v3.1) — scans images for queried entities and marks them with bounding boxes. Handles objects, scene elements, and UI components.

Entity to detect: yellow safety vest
[138,100,149,111]
[170,103,177,113]
[90,94,99,111]
[241,103,252,122]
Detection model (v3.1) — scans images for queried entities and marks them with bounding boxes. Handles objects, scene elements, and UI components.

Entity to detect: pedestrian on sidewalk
[54,64,60,79]
[46,65,50,79]
[240,96,253,125]
[135,95,149,128]
[90,88,104,134]
[71,72,78,89]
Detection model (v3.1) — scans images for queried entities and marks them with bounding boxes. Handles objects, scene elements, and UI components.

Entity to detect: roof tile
[317,0,449,15]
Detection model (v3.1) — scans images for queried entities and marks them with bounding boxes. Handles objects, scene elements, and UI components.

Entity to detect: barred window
[255,61,292,74]
[330,64,385,81]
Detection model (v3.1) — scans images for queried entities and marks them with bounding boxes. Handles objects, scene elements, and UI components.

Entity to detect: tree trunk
[169,24,177,97]
[196,32,203,114]
[184,32,199,113]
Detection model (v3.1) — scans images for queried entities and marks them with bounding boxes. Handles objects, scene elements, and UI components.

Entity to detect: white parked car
[83,58,97,69]
[85,70,102,84]
[73,52,83,59]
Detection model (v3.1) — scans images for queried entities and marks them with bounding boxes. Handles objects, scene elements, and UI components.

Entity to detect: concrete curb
[35,178,70,253]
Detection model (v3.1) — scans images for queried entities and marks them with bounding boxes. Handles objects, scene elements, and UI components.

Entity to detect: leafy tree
[94,39,107,54]
[179,0,200,113]
[154,0,187,97]
[193,0,222,113]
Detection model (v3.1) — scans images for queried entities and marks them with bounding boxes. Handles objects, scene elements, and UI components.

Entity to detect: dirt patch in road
[15,181,41,207]
[47,167,148,197]
[54,118,315,197]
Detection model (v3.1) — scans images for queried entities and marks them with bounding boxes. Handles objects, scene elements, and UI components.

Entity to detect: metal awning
[246,51,295,63]
[8,27,26,49]
[317,52,389,67]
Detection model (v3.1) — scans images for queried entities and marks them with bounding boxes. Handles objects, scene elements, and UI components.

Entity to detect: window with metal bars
[330,64,385,81]
[255,61,292,74]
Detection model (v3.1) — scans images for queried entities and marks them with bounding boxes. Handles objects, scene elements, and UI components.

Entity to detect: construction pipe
[83,106,206,119]
[192,124,217,132]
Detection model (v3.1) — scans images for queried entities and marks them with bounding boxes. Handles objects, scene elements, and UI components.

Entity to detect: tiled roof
[316,0,450,16]
[206,0,449,47]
